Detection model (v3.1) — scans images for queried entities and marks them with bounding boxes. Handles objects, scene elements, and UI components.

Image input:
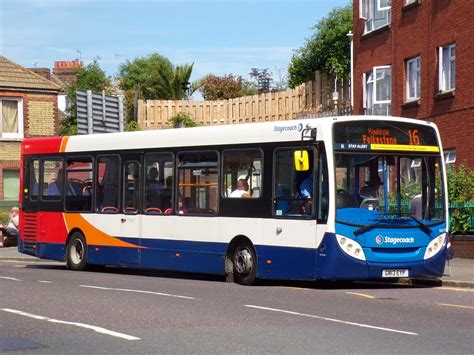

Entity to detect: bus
[18,115,449,284]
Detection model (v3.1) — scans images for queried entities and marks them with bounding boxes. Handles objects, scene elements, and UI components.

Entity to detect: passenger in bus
[145,167,163,208]
[178,196,188,214]
[299,173,313,198]
[298,172,313,215]
[230,179,250,198]
[146,168,163,191]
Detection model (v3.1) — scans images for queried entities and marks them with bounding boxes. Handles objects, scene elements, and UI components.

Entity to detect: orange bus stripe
[60,137,69,153]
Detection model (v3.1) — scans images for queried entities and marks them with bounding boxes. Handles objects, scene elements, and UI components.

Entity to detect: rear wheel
[233,242,257,285]
[66,232,88,271]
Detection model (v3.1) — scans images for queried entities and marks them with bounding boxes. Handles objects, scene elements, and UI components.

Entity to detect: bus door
[21,157,41,246]
[261,147,319,279]
[120,155,142,265]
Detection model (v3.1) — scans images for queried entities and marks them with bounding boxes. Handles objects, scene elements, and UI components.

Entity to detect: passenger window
[65,157,93,212]
[96,156,120,213]
[177,151,218,215]
[144,153,173,215]
[273,148,315,217]
[123,161,140,214]
[29,159,40,200]
[42,159,64,200]
[317,144,329,222]
[222,149,262,199]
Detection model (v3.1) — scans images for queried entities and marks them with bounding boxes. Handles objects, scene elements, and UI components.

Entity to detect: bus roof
[22,115,438,155]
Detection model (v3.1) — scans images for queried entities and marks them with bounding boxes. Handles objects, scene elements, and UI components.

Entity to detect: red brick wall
[353,0,474,168]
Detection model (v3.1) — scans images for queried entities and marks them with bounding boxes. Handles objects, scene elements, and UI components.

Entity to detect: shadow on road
[21,262,441,290]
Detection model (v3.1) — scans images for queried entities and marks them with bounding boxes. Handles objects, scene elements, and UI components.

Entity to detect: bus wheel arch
[65,229,89,271]
[225,235,257,285]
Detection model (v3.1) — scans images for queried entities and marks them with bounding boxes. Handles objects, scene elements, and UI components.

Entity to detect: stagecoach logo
[375,235,415,245]
[274,123,304,133]
[375,235,383,245]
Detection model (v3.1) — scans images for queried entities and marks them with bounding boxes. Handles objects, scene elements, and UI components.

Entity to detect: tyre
[66,232,88,271]
[232,242,257,285]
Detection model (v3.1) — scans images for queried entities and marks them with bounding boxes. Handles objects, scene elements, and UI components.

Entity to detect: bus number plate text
[382,269,409,278]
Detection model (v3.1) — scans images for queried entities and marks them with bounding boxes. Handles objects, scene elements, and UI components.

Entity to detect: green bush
[169,112,199,128]
[447,164,474,234]
[0,210,9,225]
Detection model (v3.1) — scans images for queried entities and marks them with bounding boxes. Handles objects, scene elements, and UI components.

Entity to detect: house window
[444,150,456,165]
[0,98,23,139]
[363,66,392,116]
[438,44,455,92]
[3,170,20,201]
[360,0,391,33]
[406,56,421,101]
[405,0,417,4]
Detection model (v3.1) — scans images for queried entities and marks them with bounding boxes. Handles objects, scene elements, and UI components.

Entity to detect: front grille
[22,213,38,243]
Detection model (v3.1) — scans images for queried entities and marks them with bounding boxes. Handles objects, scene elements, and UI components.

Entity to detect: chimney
[53,59,83,84]
[28,67,51,80]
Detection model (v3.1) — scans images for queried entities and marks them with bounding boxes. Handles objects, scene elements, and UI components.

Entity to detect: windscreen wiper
[353,222,383,236]
[410,216,431,235]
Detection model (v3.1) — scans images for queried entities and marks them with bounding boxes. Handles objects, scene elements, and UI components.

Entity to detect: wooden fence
[138,71,350,129]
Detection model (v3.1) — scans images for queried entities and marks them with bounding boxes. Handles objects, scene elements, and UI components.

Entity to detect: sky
[0,0,350,84]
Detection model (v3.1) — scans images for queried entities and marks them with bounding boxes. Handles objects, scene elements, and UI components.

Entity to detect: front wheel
[66,232,88,271]
[233,243,257,285]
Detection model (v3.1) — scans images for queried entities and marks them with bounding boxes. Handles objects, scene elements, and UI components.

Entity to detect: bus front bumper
[316,233,446,280]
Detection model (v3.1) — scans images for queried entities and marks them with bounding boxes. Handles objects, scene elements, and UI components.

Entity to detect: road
[1,260,473,353]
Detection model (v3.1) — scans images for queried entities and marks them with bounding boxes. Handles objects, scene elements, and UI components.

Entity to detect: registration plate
[382,269,409,278]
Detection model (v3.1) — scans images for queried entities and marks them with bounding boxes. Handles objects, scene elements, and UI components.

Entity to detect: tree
[445,164,474,234]
[288,4,352,88]
[199,74,257,100]
[59,60,111,136]
[118,53,195,100]
[199,75,242,100]
[118,53,198,128]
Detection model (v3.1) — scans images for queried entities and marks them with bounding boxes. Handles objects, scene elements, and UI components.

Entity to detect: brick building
[0,55,60,205]
[352,0,474,168]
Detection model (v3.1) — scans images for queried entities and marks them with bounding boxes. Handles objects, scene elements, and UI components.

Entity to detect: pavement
[0,246,473,288]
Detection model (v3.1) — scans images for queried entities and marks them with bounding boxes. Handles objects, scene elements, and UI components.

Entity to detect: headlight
[424,233,447,260]
[336,234,366,261]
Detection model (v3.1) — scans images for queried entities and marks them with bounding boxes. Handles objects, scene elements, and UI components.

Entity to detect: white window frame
[438,44,456,93]
[377,0,391,11]
[0,97,24,140]
[363,66,392,116]
[406,56,421,101]
[444,150,456,165]
[405,0,417,5]
[360,0,391,33]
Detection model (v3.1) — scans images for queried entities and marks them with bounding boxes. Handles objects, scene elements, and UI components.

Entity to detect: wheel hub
[235,248,253,274]
[71,239,84,265]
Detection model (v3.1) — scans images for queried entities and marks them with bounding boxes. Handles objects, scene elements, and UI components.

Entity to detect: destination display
[333,121,439,152]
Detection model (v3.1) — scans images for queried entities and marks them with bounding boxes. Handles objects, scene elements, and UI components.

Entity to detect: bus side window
[96,156,120,213]
[123,161,140,214]
[177,151,218,215]
[317,143,329,222]
[273,147,316,218]
[222,149,263,199]
[65,157,93,212]
[29,159,40,200]
[42,159,64,200]
[144,153,174,215]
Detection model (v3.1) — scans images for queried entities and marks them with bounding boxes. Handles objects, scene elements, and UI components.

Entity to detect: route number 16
[408,129,420,145]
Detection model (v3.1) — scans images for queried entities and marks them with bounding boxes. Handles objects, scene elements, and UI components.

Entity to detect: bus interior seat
[336,192,358,209]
